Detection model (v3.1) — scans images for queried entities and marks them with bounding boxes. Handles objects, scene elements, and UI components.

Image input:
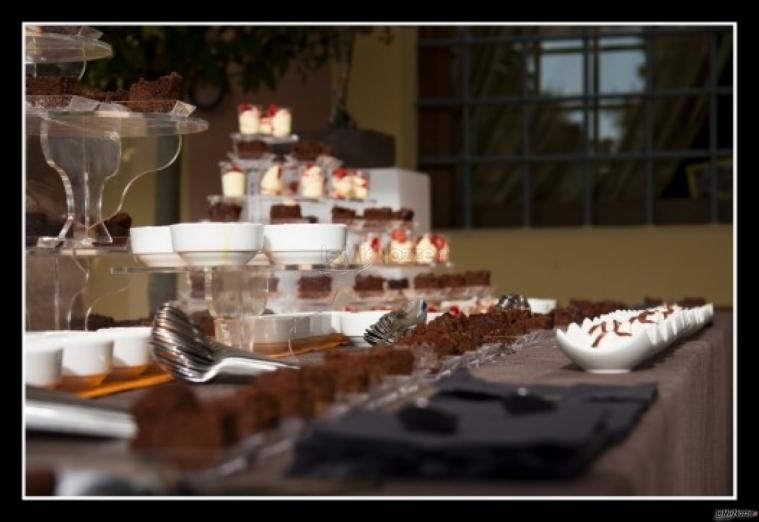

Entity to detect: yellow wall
[348,27,418,169]
[446,226,734,307]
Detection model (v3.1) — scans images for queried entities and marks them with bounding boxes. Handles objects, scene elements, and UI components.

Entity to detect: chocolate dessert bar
[392,208,415,221]
[354,274,385,292]
[362,207,394,221]
[413,273,441,289]
[208,201,242,222]
[387,278,409,290]
[464,270,490,286]
[26,75,83,95]
[439,273,467,288]
[254,370,318,418]
[129,72,183,101]
[292,140,332,161]
[366,346,415,375]
[331,206,357,223]
[131,383,227,451]
[236,140,269,159]
[270,204,302,221]
[297,275,332,299]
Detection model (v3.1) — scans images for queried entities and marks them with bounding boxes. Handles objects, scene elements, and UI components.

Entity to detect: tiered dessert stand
[25,26,208,330]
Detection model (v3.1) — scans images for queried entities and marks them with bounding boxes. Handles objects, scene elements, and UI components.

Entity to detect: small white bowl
[48,331,114,390]
[98,327,153,379]
[24,336,64,388]
[263,224,346,266]
[170,222,263,266]
[131,226,186,268]
[528,298,557,314]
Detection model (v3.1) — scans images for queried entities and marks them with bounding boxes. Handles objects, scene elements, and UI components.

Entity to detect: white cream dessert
[238,104,260,135]
[270,105,292,137]
[260,164,283,196]
[415,234,438,264]
[352,171,370,200]
[355,234,382,265]
[221,165,246,197]
[432,234,450,263]
[300,163,325,199]
[330,168,353,199]
[388,228,414,265]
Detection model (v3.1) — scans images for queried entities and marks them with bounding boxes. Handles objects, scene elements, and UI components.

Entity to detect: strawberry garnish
[431,234,447,250]
[449,306,461,316]
[370,237,381,251]
[391,228,407,242]
[288,181,298,193]
[238,103,256,113]
[265,104,281,117]
[333,168,349,179]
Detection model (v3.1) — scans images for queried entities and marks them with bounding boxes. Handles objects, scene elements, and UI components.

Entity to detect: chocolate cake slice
[129,71,183,100]
[331,206,357,223]
[208,201,242,222]
[413,273,441,290]
[26,75,82,95]
[270,204,302,221]
[387,278,409,290]
[362,207,394,221]
[354,274,385,293]
[292,140,331,162]
[236,140,269,159]
[297,275,332,299]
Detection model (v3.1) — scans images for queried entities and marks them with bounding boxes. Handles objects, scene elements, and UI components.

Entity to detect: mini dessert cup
[238,103,261,135]
[25,336,64,388]
[219,161,247,198]
[98,326,153,379]
[40,331,115,391]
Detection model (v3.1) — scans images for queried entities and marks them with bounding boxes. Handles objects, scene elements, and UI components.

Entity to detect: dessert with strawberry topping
[354,234,383,265]
[330,168,354,199]
[260,164,284,196]
[388,228,415,265]
[259,104,292,137]
[352,171,370,200]
[415,234,438,264]
[300,163,325,199]
[431,234,450,263]
[237,103,261,135]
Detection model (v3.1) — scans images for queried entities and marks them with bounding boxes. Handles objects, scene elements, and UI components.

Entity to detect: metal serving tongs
[151,302,299,383]
[25,386,136,439]
[364,299,428,346]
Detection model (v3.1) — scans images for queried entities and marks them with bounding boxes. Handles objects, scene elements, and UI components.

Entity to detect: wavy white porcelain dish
[528,297,558,314]
[556,304,714,373]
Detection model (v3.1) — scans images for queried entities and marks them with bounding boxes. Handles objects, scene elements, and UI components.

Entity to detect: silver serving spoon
[364,299,428,346]
[151,302,299,383]
[495,293,531,311]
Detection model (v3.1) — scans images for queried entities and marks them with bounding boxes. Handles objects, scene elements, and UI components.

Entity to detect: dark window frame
[417,25,734,228]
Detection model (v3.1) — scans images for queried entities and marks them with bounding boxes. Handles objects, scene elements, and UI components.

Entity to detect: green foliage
[84,26,391,97]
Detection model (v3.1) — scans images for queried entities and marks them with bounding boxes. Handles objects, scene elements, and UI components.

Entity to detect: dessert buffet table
[26,310,732,496]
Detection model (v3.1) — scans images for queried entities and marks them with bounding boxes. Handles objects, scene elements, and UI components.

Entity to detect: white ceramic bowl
[98,327,153,379]
[170,222,263,266]
[528,297,558,315]
[130,226,186,267]
[263,224,346,265]
[24,336,64,388]
[45,331,114,390]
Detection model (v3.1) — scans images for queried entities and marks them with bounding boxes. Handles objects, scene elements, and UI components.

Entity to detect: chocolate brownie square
[208,202,242,222]
[354,274,385,292]
[387,278,409,290]
[270,204,302,220]
[297,275,332,298]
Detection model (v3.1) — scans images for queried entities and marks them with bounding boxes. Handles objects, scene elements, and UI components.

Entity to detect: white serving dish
[97,327,153,379]
[263,224,346,266]
[24,336,64,388]
[556,304,714,373]
[170,222,263,266]
[130,225,186,266]
[33,331,114,389]
[528,297,557,314]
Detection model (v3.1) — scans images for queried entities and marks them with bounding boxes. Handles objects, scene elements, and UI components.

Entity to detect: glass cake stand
[25,26,112,79]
